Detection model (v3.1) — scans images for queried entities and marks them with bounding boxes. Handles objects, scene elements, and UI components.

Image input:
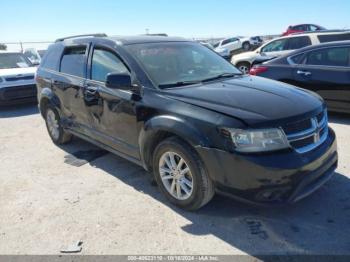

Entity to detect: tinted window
[40,44,63,70]
[261,39,288,52]
[287,36,312,50]
[222,38,237,45]
[289,53,305,64]
[91,48,129,82]
[60,46,87,77]
[306,47,350,67]
[0,53,32,69]
[293,25,306,31]
[318,33,350,43]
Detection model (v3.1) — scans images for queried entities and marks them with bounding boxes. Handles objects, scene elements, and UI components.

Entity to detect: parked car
[214,36,252,55]
[231,30,350,74]
[200,42,230,59]
[36,34,337,210]
[23,48,42,65]
[282,24,326,36]
[0,51,37,105]
[249,41,350,114]
[250,36,263,46]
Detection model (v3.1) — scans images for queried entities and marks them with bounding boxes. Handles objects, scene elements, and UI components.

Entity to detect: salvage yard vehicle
[0,51,37,105]
[231,30,350,74]
[36,34,338,210]
[214,36,252,55]
[249,41,350,114]
[282,24,326,36]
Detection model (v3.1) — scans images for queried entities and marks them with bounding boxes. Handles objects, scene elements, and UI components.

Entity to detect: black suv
[36,34,338,210]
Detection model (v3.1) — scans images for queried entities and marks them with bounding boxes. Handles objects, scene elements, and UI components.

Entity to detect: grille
[3,85,37,100]
[282,110,328,153]
[5,75,34,81]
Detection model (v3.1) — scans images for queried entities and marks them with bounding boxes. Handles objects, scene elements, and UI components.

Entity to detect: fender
[39,87,61,117]
[139,115,211,170]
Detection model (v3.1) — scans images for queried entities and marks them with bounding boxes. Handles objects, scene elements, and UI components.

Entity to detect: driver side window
[261,39,288,53]
[91,48,129,82]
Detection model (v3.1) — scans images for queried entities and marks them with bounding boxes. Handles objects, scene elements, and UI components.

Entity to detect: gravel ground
[0,103,349,256]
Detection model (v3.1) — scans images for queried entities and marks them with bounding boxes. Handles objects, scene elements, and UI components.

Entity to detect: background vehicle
[23,48,42,65]
[249,41,350,114]
[214,36,252,55]
[231,30,350,74]
[282,24,326,36]
[0,51,37,105]
[200,41,230,59]
[250,36,263,46]
[36,34,337,210]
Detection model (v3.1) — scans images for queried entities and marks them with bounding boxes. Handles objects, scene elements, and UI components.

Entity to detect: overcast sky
[1,0,349,43]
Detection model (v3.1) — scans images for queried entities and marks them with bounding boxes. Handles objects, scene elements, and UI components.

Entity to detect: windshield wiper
[159,80,201,89]
[201,72,241,83]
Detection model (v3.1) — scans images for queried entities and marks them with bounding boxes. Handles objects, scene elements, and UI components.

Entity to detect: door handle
[297,70,312,76]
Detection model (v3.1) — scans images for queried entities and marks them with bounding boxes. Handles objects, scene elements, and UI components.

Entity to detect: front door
[84,45,140,159]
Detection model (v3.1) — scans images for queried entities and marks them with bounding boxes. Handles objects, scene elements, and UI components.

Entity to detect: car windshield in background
[126,42,241,88]
[0,53,32,69]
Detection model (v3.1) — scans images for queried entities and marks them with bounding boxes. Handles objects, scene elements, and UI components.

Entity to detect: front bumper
[0,84,37,105]
[196,127,338,205]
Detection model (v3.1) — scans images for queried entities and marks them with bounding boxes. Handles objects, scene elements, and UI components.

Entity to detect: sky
[1,0,349,43]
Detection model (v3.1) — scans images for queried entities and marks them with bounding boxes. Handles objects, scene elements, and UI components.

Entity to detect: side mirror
[106,73,132,90]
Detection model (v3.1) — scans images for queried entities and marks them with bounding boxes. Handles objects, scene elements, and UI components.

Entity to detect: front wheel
[44,105,72,145]
[153,137,215,210]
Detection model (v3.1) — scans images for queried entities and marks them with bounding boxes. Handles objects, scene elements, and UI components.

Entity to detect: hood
[162,75,323,126]
[0,67,37,77]
[232,51,257,61]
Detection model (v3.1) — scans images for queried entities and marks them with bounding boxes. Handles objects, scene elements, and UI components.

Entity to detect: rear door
[53,44,92,130]
[292,46,350,112]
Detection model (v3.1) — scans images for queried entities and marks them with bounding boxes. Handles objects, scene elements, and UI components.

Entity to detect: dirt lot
[0,103,349,256]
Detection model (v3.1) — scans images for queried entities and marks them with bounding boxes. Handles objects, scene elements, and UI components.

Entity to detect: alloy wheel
[159,151,194,200]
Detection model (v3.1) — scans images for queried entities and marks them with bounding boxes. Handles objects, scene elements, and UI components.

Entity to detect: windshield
[126,42,241,88]
[0,53,32,69]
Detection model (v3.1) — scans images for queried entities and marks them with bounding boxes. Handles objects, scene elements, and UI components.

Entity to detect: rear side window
[40,44,63,70]
[60,46,87,77]
[287,36,312,50]
[306,47,350,67]
[317,33,350,43]
[91,48,129,82]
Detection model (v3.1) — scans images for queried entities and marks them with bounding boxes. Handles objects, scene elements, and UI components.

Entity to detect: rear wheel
[242,42,251,51]
[44,105,72,145]
[237,62,251,74]
[153,137,215,210]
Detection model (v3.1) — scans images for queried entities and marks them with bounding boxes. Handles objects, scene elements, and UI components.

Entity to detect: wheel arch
[39,87,61,117]
[139,115,210,171]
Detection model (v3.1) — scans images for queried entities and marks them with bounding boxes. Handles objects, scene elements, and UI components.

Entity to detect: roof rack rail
[55,33,107,42]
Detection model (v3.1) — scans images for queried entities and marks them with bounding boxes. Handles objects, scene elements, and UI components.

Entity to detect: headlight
[226,128,290,153]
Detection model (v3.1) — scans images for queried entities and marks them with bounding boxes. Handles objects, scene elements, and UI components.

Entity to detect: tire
[153,137,215,211]
[236,62,251,74]
[44,105,72,145]
[242,42,251,51]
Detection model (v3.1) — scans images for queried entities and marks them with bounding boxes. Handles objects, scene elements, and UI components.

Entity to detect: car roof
[267,40,350,64]
[110,35,190,45]
[56,34,190,46]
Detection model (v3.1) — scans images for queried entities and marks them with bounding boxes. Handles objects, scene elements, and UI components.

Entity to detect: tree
[0,43,7,50]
